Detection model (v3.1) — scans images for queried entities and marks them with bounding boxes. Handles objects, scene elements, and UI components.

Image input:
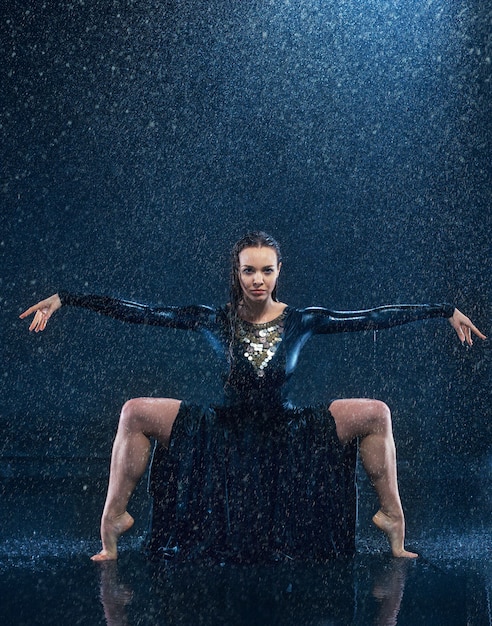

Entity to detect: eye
[264,268,274,274]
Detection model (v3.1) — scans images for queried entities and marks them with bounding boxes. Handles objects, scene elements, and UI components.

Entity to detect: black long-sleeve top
[58,291,454,406]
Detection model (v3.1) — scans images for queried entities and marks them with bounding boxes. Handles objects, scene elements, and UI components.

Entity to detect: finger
[19,305,38,319]
[455,325,465,343]
[470,324,487,340]
[31,312,40,332]
[28,312,39,331]
[32,311,44,332]
[38,313,47,332]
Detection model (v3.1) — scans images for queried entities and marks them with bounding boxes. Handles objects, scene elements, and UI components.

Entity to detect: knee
[368,400,392,433]
[119,398,145,431]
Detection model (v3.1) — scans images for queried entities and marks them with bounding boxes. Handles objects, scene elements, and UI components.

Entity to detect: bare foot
[372,510,418,558]
[91,512,134,561]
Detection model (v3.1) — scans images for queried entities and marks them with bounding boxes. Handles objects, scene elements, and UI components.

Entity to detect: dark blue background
[1,0,490,532]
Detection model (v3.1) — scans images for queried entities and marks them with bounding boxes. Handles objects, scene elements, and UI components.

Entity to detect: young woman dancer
[20,232,485,562]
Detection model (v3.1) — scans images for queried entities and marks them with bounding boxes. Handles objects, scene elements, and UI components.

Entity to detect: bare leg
[330,399,418,558]
[91,397,182,561]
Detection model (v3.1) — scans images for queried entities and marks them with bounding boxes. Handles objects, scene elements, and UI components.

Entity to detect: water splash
[0,536,143,572]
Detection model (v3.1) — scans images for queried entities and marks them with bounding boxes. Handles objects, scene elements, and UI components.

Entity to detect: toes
[397,550,418,559]
[91,551,117,562]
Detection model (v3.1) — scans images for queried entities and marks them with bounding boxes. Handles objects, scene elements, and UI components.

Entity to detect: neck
[238,297,278,323]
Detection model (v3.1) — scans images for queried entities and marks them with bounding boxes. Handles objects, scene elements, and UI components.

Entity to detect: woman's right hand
[19,293,62,332]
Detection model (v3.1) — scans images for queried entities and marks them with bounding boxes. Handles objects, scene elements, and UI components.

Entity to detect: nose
[253,272,264,285]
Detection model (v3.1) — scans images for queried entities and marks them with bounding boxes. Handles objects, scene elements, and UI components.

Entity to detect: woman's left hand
[448,308,487,346]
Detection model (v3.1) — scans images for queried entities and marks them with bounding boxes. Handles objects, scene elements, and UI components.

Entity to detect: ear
[277,261,282,273]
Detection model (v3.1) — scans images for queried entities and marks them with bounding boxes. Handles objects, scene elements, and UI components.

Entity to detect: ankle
[377,509,404,523]
[101,511,129,524]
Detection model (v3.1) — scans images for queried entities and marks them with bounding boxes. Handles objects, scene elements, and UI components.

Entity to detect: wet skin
[19,249,486,561]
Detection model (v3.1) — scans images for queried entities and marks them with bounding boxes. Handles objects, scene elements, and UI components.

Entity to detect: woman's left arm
[303,303,487,342]
[447,308,487,346]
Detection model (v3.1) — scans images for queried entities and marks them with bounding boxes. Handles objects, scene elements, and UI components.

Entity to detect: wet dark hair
[229,231,282,315]
[226,231,282,370]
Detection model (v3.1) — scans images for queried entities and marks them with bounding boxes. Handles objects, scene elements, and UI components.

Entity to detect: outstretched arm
[20,291,217,332]
[304,302,486,344]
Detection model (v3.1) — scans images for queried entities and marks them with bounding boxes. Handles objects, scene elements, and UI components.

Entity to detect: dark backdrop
[1,0,490,533]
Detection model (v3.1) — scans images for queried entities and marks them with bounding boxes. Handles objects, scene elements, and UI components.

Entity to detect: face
[237,246,281,304]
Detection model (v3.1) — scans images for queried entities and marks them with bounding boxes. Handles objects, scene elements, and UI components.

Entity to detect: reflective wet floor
[0,477,490,625]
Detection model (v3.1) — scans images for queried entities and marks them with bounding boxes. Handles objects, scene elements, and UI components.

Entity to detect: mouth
[251,290,266,295]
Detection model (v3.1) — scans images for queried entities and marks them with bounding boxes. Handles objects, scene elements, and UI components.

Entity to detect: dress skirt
[146,401,358,564]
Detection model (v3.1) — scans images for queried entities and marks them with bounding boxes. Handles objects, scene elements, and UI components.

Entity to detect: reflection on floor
[0,477,490,625]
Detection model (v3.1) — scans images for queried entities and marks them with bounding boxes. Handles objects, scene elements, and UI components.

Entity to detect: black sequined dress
[58,292,454,562]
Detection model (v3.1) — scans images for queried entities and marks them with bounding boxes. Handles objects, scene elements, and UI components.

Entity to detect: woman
[20,232,485,562]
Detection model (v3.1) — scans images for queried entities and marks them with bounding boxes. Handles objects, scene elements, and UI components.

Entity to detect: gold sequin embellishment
[237,311,286,377]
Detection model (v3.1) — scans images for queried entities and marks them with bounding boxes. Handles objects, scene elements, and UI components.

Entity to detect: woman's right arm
[20,291,216,331]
